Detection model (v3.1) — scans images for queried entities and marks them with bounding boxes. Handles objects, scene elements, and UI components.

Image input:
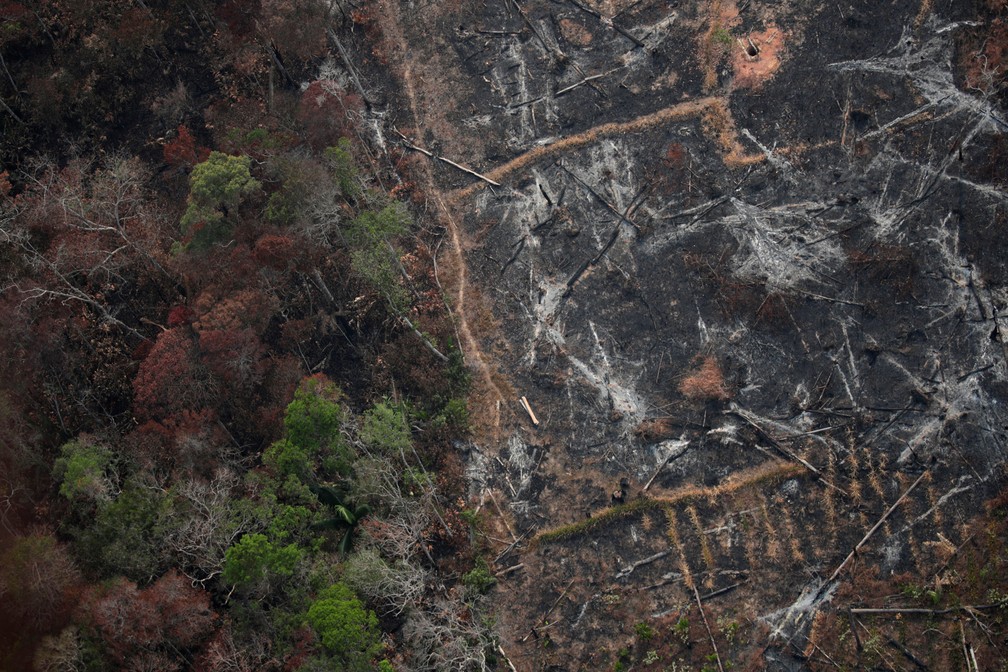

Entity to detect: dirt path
[377,0,509,439]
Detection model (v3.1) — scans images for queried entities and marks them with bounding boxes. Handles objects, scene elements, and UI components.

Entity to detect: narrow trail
[379,1,508,438]
[434,192,508,434]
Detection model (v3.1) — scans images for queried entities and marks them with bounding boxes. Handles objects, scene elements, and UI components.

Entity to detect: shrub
[222,533,302,588]
[461,557,496,596]
[634,621,656,641]
[53,440,114,504]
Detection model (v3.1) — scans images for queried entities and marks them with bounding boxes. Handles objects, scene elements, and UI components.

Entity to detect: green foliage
[306,583,382,668]
[402,467,431,495]
[223,127,284,152]
[53,440,113,503]
[347,202,409,247]
[180,151,260,248]
[266,189,298,226]
[377,660,395,672]
[717,616,740,644]
[674,616,691,643]
[324,138,360,199]
[223,533,302,587]
[462,557,497,596]
[187,152,259,210]
[433,397,469,430]
[361,401,411,455]
[266,502,317,545]
[346,203,411,310]
[613,646,631,672]
[634,621,656,641]
[310,486,371,554]
[712,27,733,47]
[461,509,481,531]
[264,438,312,481]
[73,482,172,581]
[284,380,350,476]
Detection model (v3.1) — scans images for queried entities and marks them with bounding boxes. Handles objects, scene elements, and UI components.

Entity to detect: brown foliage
[679,356,731,401]
[297,81,364,150]
[0,530,82,633]
[633,417,677,442]
[133,327,211,421]
[83,569,216,667]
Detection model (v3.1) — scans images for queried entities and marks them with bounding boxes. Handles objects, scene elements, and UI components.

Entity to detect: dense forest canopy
[0,1,486,670]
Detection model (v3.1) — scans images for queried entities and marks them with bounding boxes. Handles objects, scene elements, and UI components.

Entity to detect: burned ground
[342,0,1008,668]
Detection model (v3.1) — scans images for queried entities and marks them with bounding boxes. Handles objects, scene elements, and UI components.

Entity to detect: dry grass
[701,99,765,168]
[665,506,695,590]
[451,96,764,202]
[782,507,805,564]
[633,417,677,442]
[688,505,717,588]
[679,356,731,401]
[759,496,781,562]
[534,460,803,545]
[822,450,838,540]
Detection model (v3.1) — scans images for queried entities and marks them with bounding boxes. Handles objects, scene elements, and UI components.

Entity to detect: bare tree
[402,594,496,672]
[1,154,174,338]
[166,469,254,584]
[342,546,427,616]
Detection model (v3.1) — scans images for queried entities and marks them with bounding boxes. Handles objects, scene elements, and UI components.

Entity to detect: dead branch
[487,489,519,543]
[556,161,643,231]
[523,578,576,641]
[699,580,746,602]
[496,563,525,577]
[325,26,373,108]
[519,396,540,425]
[729,404,847,495]
[494,526,534,564]
[694,584,726,672]
[555,68,620,98]
[498,644,519,672]
[615,549,674,580]
[510,0,566,60]
[643,440,690,491]
[398,313,449,362]
[564,0,644,47]
[792,287,865,308]
[395,130,501,187]
[850,604,1002,616]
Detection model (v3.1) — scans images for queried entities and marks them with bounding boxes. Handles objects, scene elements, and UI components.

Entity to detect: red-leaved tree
[83,569,216,668]
[133,327,212,421]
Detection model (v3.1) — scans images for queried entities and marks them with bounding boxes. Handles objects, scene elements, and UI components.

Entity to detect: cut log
[520,396,540,425]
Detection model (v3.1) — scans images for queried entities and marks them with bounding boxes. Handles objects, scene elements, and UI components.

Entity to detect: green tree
[283,377,352,476]
[73,482,173,581]
[263,438,311,482]
[180,151,260,248]
[324,137,361,200]
[306,582,382,669]
[361,401,411,456]
[346,203,411,311]
[222,533,302,588]
[53,439,114,504]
